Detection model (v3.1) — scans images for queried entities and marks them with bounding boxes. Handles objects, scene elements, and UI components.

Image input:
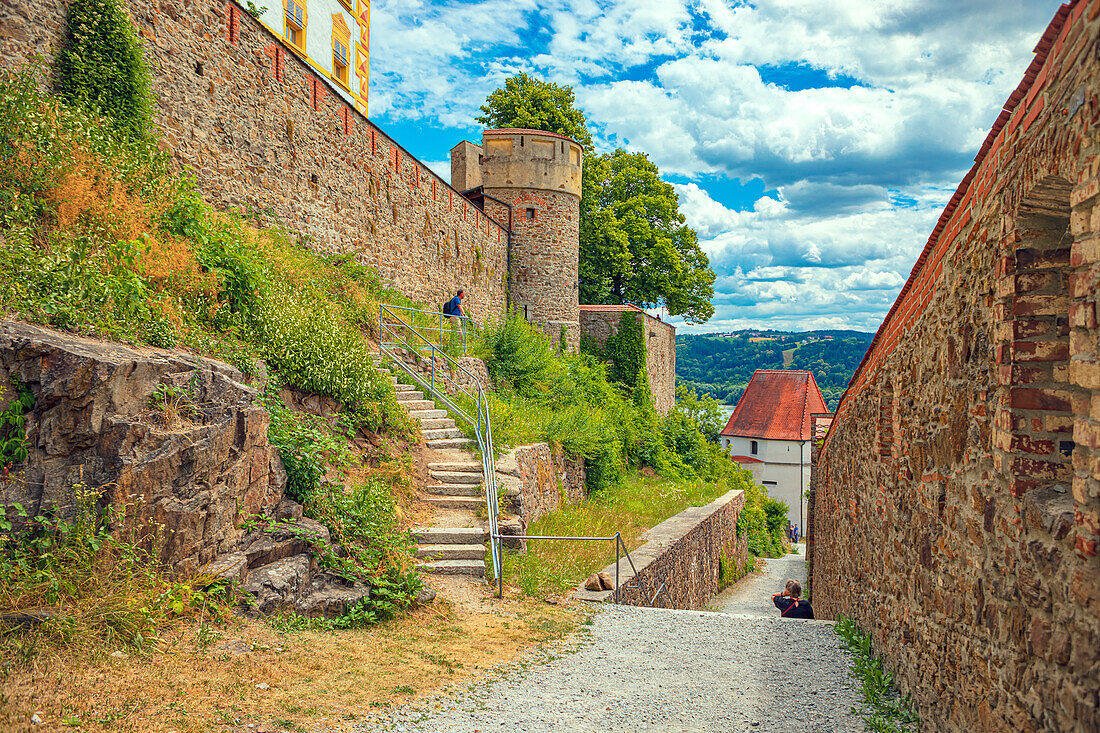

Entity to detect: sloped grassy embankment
[0,59,590,733]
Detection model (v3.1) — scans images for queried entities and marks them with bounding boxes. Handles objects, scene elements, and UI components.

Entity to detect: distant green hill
[676,330,875,412]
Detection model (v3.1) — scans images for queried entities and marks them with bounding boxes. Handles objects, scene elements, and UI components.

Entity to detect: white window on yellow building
[332,14,351,88]
[284,0,306,51]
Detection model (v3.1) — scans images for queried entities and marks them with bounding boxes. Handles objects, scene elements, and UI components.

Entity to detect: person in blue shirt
[444,289,467,319]
[772,579,814,619]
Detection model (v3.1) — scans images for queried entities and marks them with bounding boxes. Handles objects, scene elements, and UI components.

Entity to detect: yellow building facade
[255,0,369,113]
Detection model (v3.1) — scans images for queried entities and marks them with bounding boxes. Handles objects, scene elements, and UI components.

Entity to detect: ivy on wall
[55,0,155,138]
[601,311,646,390]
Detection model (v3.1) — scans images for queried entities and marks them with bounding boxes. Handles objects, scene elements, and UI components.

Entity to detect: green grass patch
[502,469,753,595]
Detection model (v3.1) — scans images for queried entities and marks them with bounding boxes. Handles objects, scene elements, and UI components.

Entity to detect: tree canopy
[475,73,593,148]
[476,74,715,324]
[580,150,714,323]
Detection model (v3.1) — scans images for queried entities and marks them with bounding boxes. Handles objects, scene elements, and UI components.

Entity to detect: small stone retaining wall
[497,443,586,529]
[576,489,747,610]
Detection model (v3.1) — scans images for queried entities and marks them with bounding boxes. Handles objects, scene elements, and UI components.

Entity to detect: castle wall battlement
[0,0,509,319]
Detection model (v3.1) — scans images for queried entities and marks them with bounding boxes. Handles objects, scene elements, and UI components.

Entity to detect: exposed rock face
[0,321,284,573]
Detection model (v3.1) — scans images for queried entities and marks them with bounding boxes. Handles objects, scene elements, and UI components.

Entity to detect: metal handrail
[379,305,501,583]
[380,306,654,604]
[381,303,477,355]
[503,532,661,605]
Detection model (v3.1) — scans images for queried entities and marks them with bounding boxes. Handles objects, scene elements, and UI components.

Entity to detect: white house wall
[721,435,810,529]
[258,0,360,107]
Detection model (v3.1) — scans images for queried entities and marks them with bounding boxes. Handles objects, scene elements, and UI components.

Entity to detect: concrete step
[415,544,486,561]
[412,527,487,544]
[395,390,425,402]
[402,400,437,411]
[428,470,483,484]
[427,462,483,473]
[423,495,483,510]
[419,418,454,430]
[422,427,464,440]
[426,483,483,497]
[394,383,416,392]
[417,559,485,577]
[409,409,448,420]
[427,437,474,449]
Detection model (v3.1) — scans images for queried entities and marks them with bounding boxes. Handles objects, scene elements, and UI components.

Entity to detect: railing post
[615,535,620,604]
[497,538,503,598]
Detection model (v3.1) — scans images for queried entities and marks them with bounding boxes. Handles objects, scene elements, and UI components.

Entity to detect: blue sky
[367,0,1065,334]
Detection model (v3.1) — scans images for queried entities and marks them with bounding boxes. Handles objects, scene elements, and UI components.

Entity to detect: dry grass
[0,582,583,732]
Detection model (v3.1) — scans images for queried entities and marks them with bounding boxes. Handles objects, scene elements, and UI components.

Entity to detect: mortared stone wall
[810,2,1100,730]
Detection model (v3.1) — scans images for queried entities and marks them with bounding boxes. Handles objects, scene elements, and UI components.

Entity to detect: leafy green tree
[581,149,714,323]
[55,0,154,138]
[670,383,725,441]
[476,75,716,323]
[475,73,592,147]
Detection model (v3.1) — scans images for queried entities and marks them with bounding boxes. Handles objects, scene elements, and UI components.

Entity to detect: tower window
[525,208,535,220]
[751,440,759,455]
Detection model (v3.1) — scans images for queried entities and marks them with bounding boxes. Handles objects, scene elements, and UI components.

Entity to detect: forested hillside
[677,330,875,411]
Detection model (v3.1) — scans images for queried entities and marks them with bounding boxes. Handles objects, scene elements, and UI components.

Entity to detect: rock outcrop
[0,321,284,574]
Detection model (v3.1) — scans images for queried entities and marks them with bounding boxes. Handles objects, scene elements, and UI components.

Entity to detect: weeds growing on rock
[0,482,223,665]
[834,616,921,732]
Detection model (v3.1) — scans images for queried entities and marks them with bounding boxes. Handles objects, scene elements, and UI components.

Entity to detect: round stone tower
[478,128,584,349]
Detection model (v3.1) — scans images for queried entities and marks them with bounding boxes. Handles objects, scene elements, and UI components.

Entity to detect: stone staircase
[374,354,488,578]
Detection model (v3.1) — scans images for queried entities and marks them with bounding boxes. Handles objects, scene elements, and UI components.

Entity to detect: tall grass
[503,470,752,595]
[0,482,219,661]
[0,63,409,433]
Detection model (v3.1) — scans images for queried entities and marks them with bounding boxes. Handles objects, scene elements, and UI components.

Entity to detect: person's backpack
[442,299,452,316]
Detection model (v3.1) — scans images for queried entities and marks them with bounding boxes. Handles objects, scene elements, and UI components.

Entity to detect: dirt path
[363,546,865,733]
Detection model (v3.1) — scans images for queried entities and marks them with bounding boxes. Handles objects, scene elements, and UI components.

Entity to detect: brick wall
[810,2,1100,730]
[575,489,748,609]
[0,0,508,319]
[580,308,677,414]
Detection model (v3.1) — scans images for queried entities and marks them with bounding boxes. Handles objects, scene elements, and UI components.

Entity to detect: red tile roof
[720,370,830,441]
[731,455,763,464]
[578,304,646,313]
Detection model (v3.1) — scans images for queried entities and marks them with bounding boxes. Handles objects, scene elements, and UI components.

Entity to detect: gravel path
[713,544,809,617]
[362,546,864,733]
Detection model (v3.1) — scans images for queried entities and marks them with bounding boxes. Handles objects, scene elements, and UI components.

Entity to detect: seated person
[772,579,814,619]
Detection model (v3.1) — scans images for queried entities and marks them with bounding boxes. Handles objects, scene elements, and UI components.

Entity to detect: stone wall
[576,490,747,610]
[810,3,1100,730]
[477,129,584,350]
[580,307,677,414]
[496,443,586,531]
[0,321,285,573]
[484,186,580,349]
[643,314,676,415]
[0,0,508,319]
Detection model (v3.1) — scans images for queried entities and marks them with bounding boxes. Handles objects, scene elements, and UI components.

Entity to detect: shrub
[602,311,646,389]
[254,286,405,431]
[55,0,155,138]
